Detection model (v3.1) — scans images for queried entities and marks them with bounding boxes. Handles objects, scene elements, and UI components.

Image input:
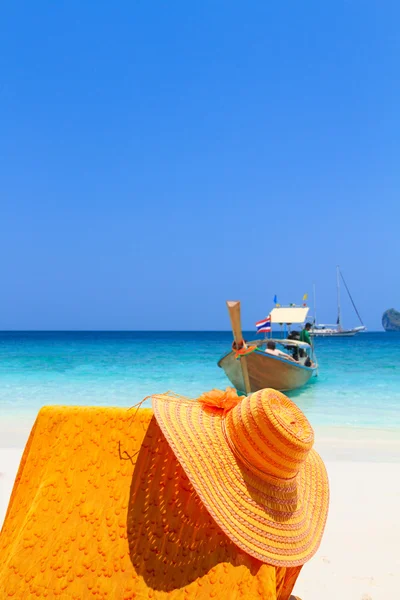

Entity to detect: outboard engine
[288,330,300,340]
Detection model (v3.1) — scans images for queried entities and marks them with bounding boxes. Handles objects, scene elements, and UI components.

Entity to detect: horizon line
[0,329,385,333]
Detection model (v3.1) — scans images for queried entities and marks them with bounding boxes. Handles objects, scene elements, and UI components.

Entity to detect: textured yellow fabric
[0,406,302,599]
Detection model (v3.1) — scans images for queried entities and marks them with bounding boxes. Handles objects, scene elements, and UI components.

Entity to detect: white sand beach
[1,420,399,600]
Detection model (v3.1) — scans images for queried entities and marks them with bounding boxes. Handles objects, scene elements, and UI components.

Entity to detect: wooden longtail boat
[218,301,318,394]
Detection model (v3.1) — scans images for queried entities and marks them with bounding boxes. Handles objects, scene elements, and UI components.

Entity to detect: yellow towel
[0,406,302,599]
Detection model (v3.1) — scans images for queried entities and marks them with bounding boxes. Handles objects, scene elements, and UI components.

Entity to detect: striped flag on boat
[256,315,271,334]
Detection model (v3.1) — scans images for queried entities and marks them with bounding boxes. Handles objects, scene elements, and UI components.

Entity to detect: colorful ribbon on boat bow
[234,345,256,359]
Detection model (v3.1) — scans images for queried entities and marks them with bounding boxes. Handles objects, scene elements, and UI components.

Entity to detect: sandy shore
[1,419,399,599]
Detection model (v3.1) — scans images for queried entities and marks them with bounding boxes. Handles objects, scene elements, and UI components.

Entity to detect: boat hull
[218,349,315,394]
[311,331,356,337]
[311,325,366,337]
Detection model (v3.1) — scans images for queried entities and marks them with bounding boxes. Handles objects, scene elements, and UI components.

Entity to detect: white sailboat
[311,267,366,337]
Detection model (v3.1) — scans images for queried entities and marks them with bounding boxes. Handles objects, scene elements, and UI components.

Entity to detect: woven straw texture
[153,388,329,568]
[0,405,302,599]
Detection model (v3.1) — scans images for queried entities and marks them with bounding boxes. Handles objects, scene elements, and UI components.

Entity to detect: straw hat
[152,388,329,567]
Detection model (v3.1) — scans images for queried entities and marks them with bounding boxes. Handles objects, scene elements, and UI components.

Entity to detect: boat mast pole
[336,265,342,331]
[313,283,317,326]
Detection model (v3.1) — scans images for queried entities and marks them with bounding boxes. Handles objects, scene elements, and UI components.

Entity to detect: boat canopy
[269,306,309,324]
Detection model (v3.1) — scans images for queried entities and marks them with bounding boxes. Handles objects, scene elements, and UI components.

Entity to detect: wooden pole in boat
[226,301,251,394]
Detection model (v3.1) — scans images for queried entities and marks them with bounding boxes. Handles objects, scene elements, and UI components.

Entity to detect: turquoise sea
[0,332,399,428]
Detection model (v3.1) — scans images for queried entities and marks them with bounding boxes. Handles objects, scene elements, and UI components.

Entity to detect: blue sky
[0,1,398,330]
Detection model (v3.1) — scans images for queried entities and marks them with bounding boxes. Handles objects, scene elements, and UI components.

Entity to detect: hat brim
[152,392,329,567]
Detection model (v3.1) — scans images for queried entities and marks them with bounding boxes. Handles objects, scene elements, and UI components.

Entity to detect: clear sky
[1,1,398,330]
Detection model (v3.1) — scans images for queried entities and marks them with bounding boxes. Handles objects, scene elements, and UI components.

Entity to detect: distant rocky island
[382,308,400,331]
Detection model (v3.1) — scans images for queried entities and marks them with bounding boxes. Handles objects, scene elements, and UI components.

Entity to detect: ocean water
[0,331,399,429]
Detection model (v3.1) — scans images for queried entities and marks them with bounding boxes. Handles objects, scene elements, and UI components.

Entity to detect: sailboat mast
[336,265,342,330]
[313,283,317,325]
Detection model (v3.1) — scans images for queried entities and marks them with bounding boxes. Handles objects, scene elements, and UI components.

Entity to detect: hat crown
[225,389,314,480]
